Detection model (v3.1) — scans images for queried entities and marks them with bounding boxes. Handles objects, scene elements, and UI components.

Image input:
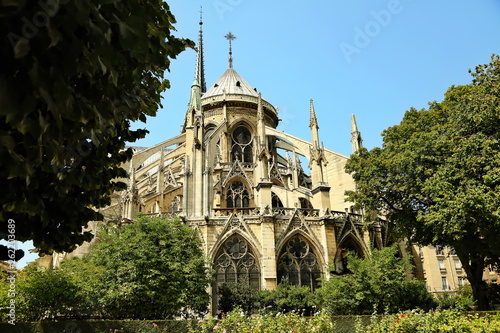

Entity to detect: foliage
[362,309,500,333]
[316,244,435,315]
[485,283,500,310]
[59,255,107,316]
[0,0,193,255]
[258,279,316,316]
[193,307,336,333]
[0,265,81,322]
[0,319,195,333]
[435,285,474,311]
[85,216,211,319]
[345,54,500,310]
[5,217,211,321]
[218,281,259,314]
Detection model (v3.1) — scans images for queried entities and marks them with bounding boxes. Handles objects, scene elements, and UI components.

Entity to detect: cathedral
[100,21,387,310]
[52,17,490,313]
[47,19,471,311]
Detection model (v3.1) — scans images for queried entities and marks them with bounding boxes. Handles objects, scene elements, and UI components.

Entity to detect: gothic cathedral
[52,20,389,311]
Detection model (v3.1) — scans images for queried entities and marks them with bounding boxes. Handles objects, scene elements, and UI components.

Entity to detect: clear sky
[131,0,500,156]
[14,0,500,269]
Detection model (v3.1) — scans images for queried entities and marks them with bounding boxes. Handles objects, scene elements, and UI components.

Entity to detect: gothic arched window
[277,235,322,290]
[226,181,250,208]
[214,235,260,290]
[272,192,284,208]
[231,124,253,163]
[299,197,313,209]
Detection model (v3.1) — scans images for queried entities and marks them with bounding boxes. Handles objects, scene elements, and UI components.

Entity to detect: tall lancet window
[226,181,250,208]
[277,235,322,290]
[231,124,253,163]
[214,235,260,289]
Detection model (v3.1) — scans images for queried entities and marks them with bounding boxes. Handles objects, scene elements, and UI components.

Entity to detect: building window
[226,181,250,208]
[277,235,322,291]
[299,197,313,209]
[214,235,260,290]
[435,245,443,256]
[442,277,449,291]
[458,277,465,287]
[272,192,283,208]
[438,260,446,272]
[454,259,462,271]
[231,124,253,163]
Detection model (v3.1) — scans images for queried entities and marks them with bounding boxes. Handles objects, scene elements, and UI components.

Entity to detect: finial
[309,98,318,129]
[224,32,236,68]
[195,7,206,93]
[351,114,363,152]
[351,114,359,132]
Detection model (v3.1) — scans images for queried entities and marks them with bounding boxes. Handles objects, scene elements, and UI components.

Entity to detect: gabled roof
[202,67,259,99]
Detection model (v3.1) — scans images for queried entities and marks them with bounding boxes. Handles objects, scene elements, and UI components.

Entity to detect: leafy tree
[258,279,316,315]
[435,285,474,311]
[8,217,211,321]
[0,0,193,256]
[59,256,106,317]
[345,54,500,310]
[79,216,210,319]
[315,245,434,315]
[218,280,259,314]
[4,264,82,322]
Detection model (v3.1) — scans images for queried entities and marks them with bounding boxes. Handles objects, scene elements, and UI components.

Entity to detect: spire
[195,7,206,93]
[224,32,236,68]
[189,78,202,113]
[350,114,363,153]
[257,92,267,148]
[309,99,318,129]
[309,99,320,150]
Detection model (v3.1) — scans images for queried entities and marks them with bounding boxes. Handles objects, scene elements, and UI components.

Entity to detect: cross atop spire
[195,7,206,93]
[224,32,236,68]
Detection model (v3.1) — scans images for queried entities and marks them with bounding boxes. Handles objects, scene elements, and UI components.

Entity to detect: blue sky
[13,0,500,269]
[131,0,500,155]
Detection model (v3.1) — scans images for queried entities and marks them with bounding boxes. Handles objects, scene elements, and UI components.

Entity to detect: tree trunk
[460,253,490,311]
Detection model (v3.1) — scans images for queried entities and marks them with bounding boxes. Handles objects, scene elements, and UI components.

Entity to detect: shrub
[194,307,336,333]
[258,279,316,316]
[218,281,258,314]
[316,244,435,315]
[362,309,500,333]
[435,285,474,311]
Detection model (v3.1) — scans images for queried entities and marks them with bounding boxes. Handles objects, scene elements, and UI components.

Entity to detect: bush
[218,282,258,314]
[363,309,500,333]
[194,307,336,333]
[316,244,435,315]
[435,285,474,311]
[0,265,81,322]
[258,279,316,316]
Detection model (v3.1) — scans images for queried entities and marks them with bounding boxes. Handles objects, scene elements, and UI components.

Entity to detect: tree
[0,0,193,256]
[72,216,211,319]
[258,278,316,315]
[0,264,82,322]
[345,54,500,310]
[218,280,259,314]
[6,217,211,321]
[315,245,434,315]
